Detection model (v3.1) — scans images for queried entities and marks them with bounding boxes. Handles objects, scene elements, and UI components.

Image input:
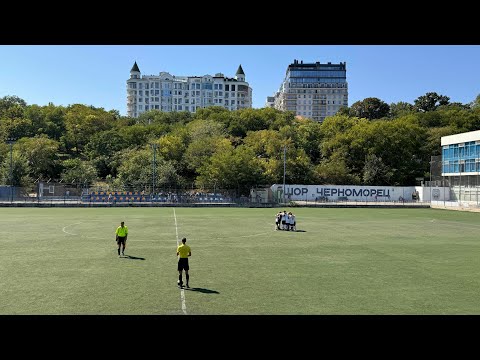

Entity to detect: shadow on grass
[124,255,146,260]
[183,287,219,294]
[294,230,306,232]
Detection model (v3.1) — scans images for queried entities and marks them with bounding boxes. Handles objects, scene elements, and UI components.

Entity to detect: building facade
[441,130,480,176]
[127,62,252,118]
[265,96,275,108]
[438,130,480,203]
[268,59,348,122]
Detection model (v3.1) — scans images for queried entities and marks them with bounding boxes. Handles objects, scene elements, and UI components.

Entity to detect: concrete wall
[416,186,450,201]
[271,184,451,202]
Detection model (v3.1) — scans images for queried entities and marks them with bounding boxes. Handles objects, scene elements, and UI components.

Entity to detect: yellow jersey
[116,225,128,237]
[177,244,191,258]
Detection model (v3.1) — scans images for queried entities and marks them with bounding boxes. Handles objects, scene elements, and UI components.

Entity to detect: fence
[0,180,451,207]
[0,183,258,206]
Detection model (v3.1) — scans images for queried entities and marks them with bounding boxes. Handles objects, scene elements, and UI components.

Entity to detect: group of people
[275,210,296,231]
[115,221,192,289]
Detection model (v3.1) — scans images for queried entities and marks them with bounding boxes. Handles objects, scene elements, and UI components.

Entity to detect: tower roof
[131,61,140,72]
[236,64,245,75]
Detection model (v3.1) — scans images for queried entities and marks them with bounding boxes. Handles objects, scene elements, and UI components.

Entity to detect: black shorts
[178,258,189,271]
[116,236,126,244]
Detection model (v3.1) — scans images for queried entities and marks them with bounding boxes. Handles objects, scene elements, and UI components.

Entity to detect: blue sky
[0,45,479,115]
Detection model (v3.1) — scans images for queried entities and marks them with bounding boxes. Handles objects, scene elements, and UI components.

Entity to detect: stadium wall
[271,184,450,202]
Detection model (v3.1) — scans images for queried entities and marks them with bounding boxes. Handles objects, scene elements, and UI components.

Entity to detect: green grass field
[1,207,480,314]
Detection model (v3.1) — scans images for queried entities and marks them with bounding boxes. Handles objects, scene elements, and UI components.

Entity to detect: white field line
[62,222,112,240]
[62,222,82,236]
[174,208,187,315]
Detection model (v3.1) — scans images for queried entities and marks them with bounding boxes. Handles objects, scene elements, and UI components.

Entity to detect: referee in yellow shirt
[115,221,128,257]
[176,237,191,288]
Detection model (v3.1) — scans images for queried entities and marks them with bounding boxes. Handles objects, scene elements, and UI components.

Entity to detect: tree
[440,102,470,110]
[84,130,125,178]
[389,102,414,118]
[314,158,360,185]
[16,136,60,179]
[0,95,27,118]
[413,92,450,112]
[196,144,265,196]
[0,149,31,187]
[60,159,97,185]
[184,120,229,173]
[156,161,184,190]
[470,94,480,109]
[362,154,393,185]
[286,119,323,164]
[336,106,350,116]
[349,97,390,120]
[115,148,152,189]
[62,104,116,155]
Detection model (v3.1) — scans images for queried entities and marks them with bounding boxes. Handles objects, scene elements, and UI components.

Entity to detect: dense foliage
[1,92,479,195]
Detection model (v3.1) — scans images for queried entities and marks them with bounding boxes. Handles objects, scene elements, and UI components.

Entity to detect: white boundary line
[174,208,187,315]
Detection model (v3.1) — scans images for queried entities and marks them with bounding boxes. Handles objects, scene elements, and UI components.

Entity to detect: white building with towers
[127,62,252,118]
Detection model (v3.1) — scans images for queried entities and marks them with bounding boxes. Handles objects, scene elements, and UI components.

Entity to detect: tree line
[1,92,480,196]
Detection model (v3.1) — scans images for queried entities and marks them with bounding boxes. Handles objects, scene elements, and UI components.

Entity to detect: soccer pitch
[1,207,480,315]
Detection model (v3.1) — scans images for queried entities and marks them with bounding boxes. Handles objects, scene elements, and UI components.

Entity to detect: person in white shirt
[286,212,293,231]
[290,213,296,231]
[281,211,287,230]
[275,212,282,230]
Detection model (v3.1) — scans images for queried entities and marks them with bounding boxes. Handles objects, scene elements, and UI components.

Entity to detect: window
[225,85,229,91]
[231,85,235,91]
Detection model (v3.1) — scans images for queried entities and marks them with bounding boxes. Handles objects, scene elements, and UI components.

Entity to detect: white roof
[441,130,480,146]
